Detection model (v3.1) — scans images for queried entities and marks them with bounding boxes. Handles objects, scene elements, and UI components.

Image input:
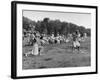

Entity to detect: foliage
[23,16,91,36]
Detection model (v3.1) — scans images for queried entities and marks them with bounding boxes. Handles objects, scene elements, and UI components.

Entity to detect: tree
[23,16,91,37]
[43,18,50,34]
[23,16,36,31]
[86,28,91,36]
[60,22,68,36]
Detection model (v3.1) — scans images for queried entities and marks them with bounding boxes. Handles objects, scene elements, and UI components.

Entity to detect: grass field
[22,37,91,69]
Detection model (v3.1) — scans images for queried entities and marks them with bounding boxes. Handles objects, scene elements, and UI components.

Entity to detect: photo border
[11,1,98,79]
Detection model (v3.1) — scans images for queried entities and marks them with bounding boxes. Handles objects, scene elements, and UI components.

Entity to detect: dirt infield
[22,38,91,69]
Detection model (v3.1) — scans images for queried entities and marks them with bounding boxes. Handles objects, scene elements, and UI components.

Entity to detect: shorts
[73,41,80,47]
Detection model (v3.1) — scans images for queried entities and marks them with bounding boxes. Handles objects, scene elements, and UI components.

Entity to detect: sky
[23,10,91,28]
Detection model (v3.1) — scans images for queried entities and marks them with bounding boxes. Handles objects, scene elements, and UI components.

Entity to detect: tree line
[23,16,91,37]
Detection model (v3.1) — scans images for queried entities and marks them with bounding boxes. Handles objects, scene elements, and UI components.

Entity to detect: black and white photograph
[22,10,91,69]
[11,1,97,79]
